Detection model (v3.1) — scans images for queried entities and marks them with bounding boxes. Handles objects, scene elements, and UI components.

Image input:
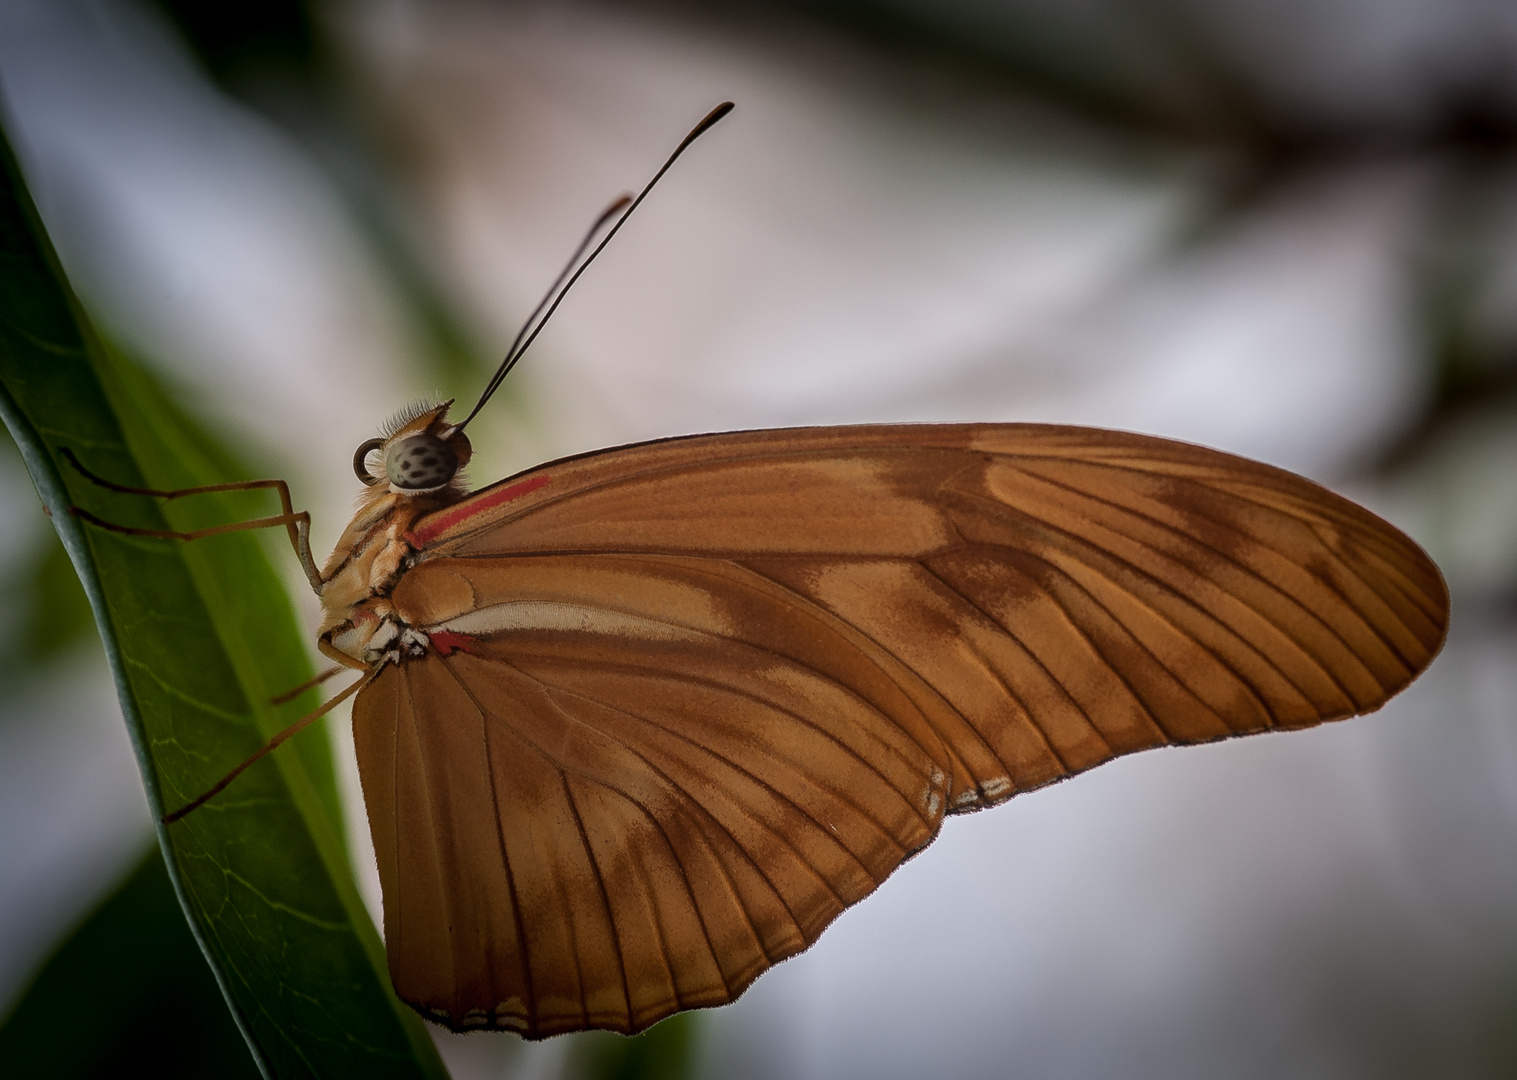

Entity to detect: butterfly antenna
[454,100,735,434]
[460,194,630,429]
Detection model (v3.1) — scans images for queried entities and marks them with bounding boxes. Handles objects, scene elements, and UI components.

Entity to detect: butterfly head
[353,401,473,497]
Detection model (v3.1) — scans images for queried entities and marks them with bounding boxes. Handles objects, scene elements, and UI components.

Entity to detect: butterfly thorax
[317,401,476,670]
[316,486,464,670]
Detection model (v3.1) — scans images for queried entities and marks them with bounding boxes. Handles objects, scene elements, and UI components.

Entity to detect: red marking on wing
[429,630,477,657]
[406,474,551,549]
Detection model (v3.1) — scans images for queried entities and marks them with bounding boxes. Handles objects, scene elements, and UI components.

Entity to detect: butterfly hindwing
[357,552,955,1035]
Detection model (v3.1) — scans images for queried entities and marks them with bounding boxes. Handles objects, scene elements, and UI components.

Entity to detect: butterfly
[76,103,1447,1038]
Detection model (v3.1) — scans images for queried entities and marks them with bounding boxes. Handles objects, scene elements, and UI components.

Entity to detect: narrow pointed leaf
[0,113,448,1079]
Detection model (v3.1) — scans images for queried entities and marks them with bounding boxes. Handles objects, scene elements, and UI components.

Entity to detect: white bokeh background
[1,2,1515,1078]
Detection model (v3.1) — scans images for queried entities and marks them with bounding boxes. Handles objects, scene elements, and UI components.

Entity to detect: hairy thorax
[317,487,463,670]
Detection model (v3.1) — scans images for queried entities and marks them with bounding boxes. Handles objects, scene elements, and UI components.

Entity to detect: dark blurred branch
[1380,146,1517,473]
[650,0,1517,469]
[620,0,1517,171]
[150,0,317,84]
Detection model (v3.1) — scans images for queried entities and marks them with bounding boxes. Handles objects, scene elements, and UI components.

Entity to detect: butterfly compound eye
[352,438,385,485]
[385,433,459,491]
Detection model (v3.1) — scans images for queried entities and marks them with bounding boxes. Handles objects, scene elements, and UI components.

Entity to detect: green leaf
[0,427,95,676]
[0,113,448,1077]
[0,844,261,1079]
[568,1013,703,1080]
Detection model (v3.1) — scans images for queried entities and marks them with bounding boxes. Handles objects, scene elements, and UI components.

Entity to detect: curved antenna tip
[691,102,735,140]
[457,100,737,432]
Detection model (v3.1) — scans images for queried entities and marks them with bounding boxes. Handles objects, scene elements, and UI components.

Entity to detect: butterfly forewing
[354,423,1447,1036]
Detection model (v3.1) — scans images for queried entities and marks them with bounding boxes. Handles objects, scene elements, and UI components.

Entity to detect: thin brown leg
[270,664,345,705]
[162,668,377,824]
[61,447,324,594]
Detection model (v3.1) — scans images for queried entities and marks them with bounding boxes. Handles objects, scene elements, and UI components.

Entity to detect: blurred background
[1,0,1516,1077]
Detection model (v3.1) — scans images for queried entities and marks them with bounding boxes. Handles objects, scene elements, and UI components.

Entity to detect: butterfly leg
[161,666,378,824]
[60,447,324,594]
[270,664,346,705]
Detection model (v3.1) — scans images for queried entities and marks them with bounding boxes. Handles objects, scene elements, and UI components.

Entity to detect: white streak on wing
[433,601,702,641]
[495,998,527,1031]
[981,776,1012,800]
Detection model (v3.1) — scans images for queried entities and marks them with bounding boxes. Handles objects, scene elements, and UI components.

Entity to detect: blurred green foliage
[569,1014,702,1080]
[776,0,1265,141]
[0,846,260,1079]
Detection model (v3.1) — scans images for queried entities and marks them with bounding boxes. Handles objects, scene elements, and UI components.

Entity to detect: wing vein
[426,658,537,1031]
[892,563,1048,787]
[400,668,462,1017]
[1005,464,1405,687]
[537,673,855,912]
[562,774,632,1028]
[446,653,783,973]
[553,664,901,882]
[532,651,923,855]
[740,560,1016,796]
[913,559,1108,766]
[952,486,1355,711]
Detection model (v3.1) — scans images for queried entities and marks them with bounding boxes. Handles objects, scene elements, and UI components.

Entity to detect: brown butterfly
[75,103,1448,1038]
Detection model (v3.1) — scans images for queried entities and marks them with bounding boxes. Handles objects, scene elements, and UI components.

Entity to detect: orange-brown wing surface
[355,554,955,1036]
[355,423,1447,1037]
